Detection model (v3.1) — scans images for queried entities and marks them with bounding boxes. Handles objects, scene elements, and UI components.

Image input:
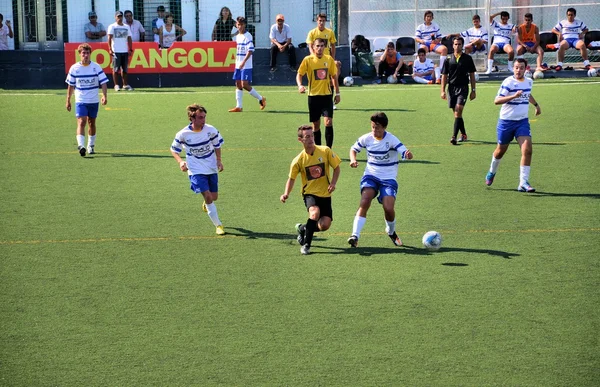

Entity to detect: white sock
[557,62,563,67]
[235,89,243,108]
[352,215,366,238]
[487,59,494,70]
[413,76,430,84]
[520,165,531,185]
[385,219,396,235]
[507,60,513,69]
[76,135,85,147]
[248,87,262,101]
[439,55,446,67]
[87,135,96,147]
[490,157,501,173]
[584,60,590,66]
[206,202,222,227]
[434,67,441,79]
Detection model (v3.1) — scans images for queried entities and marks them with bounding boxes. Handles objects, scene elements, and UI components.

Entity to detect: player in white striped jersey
[460,14,488,54]
[551,8,591,71]
[486,11,515,74]
[170,104,226,235]
[347,112,413,248]
[485,58,541,193]
[65,43,108,157]
[228,16,266,112]
[412,48,439,84]
[415,10,448,72]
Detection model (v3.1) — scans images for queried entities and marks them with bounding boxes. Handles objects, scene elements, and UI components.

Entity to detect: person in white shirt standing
[269,14,296,72]
[65,44,109,157]
[552,8,591,71]
[124,10,145,42]
[0,13,14,50]
[107,11,133,91]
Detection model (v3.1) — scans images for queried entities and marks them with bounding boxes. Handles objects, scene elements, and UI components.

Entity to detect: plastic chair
[395,37,416,56]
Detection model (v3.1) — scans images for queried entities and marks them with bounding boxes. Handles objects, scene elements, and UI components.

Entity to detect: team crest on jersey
[386,142,390,149]
[318,157,323,162]
[306,163,325,180]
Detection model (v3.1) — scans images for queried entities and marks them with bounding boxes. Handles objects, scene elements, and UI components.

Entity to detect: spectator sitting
[415,10,448,71]
[376,41,407,84]
[84,11,106,43]
[159,12,186,49]
[486,11,516,74]
[212,6,235,41]
[124,10,145,42]
[552,8,591,71]
[516,13,544,71]
[269,14,297,72]
[0,13,13,50]
[460,14,488,54]
[152,5,165,46]
[412,47,440,84]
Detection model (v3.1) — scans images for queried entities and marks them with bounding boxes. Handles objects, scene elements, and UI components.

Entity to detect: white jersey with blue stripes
[170,123,224,175]
[235,31,254,69]
[351,131,409,181]
[416,22,442,44]
[497,76,533,121]
[461,26,488,44]
[553,18,587,40]
[65,61,109,104]
[491,19,514,45]
[413,58,435,74]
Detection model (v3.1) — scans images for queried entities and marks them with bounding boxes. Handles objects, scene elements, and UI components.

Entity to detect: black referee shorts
[448,85,469,109]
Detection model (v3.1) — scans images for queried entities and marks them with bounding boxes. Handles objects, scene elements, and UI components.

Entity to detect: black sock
[304,218,318,247]
[314,130,322,145]
[453,118,460,137]
[325,126,334,148]
[458,117,466,135]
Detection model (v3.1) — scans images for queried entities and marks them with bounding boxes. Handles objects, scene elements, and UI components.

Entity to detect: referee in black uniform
[440,36,477,145]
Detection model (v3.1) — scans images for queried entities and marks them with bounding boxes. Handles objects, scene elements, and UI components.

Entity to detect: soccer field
[0,79,599,385]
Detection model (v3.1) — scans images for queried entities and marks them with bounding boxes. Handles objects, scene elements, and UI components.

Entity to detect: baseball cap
[88,11,97,18]
[115,11,123,17]
[157,5,165,12]
[276,14,285,21]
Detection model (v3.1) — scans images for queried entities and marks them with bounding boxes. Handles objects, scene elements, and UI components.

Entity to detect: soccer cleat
[485,171,496,186]
[216,225,225,235]
[123,85,134,91]
[259,97,267,110]
[295,223,305,246]
[202,201,208,212]
[228,107,243,112]
[333,105,338,110]
[427,80,433,84]
[484,67,493,75]
[399,79,407,84]
[389,232,403,246]
[450,136,457,145]
[114,85,121,91]
[457,134,467,143]
[87,145,95,154]
[435,79,441,84]
[78,146,86,157]
[347,235,358,248]
[517,182,536,193]
[300,244,311,255]
[545,43,556,50]
[554,65,562,71]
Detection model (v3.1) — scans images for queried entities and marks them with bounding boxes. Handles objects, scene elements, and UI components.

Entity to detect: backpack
[355,51,376,78]
[352,35,371,54]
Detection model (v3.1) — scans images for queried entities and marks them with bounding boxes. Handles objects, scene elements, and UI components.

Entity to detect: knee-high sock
[490,157,501,173]
[413,76,430,84]
[235,89,243,108]
[457,117,465,135]
[314,129,322,145]
[206,202,221,227]
[248,87,262,101]
[352,216,366,238]
[325,126,334,148]
[304,218,318,247]
[453,118,460,138]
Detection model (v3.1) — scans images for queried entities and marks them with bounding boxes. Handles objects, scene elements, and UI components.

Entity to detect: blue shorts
[469,44,487,53]
[496,118,531,144]
[422,74,433,81]
[233,68,253,82]
[494,42,510,51]
[564,38,580,49]
[75,102,99,118]
[523,41,535,48]
[189,173,218,194]
[360,175,398,204]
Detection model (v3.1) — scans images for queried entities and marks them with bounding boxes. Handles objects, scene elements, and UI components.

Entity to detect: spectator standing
[107,11,133,91]
[0,13,13,50]
[306,13,342,80]
[159,12,186,49]
[152,5,166,46]
[212,6,235,41]
[269,14,297,72]
[84,11,106,43]
[124,10,145,42]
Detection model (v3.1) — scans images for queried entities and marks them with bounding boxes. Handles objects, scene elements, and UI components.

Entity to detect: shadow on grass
[227,227,297,241]
[339,158,440,165]
[460,140,567,146]
[315,244,519,259]
[495,188,600,199]
[105,153,173,158]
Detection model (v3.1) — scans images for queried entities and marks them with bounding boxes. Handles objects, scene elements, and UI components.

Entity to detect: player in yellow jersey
[296,38,340,149]
[280,125,341,255]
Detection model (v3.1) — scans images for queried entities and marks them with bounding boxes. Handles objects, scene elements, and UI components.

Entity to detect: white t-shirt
[491,19,514,45]
[416,22,442,44]
[0,24,11,50]
[413,58,435,74]
[269,23,292,44]
[553,19,587,40]
[170,124,224,175]
[461,27,488,44]
[65,61,109,104]
[497,76,533,121]
[235,32,254,69]
[126,19,145,42]
[107,22,132,53]
[351,131,409,181]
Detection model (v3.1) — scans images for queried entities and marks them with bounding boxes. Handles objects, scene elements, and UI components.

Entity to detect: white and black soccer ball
[343,76,354,87]
[587,68,598,77]
[533,70,544,79]
[387,75,397,84]
[524,70,532,79]
[422,231,442,250]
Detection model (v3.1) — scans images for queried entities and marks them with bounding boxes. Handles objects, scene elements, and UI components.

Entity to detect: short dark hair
[424,10,433,19]
[524,13,533,20]
[236,16,246,24]
[567,8,576,16]
[500,11,510,19]
[317,13,327,20]
[297,124,313,138]
[124,10,132,16]
[472,14,480,21]
[313,38,326,47]
[453,36,465,45]
[417,47,427,55]
[371,112,388,128]
[187,104,207,120]
[515,57,528,67]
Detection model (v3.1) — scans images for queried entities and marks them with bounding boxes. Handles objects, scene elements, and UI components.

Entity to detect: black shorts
[303,195,333,220]
[112,53,129,72]
[308,95,334,123]
[448,85,469,109]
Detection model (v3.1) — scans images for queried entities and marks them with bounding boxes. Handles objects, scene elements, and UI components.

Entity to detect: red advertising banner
[64,42,236,74]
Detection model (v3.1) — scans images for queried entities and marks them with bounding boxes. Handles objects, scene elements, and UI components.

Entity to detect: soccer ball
[422,231,442,250]
[524,70,532,78]
[587,68,598,77]
[474,72,480,82]
[533,70,544,79]
[343,76,354,87]
[387,75,397,84]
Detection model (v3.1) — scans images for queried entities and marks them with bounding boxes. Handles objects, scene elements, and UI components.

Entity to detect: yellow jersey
[306,27,337,57]
[297,54,337,96]
[289,145,341,197]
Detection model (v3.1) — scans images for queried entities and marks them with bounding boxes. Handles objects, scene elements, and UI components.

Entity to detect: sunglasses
[277,19,284,22]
